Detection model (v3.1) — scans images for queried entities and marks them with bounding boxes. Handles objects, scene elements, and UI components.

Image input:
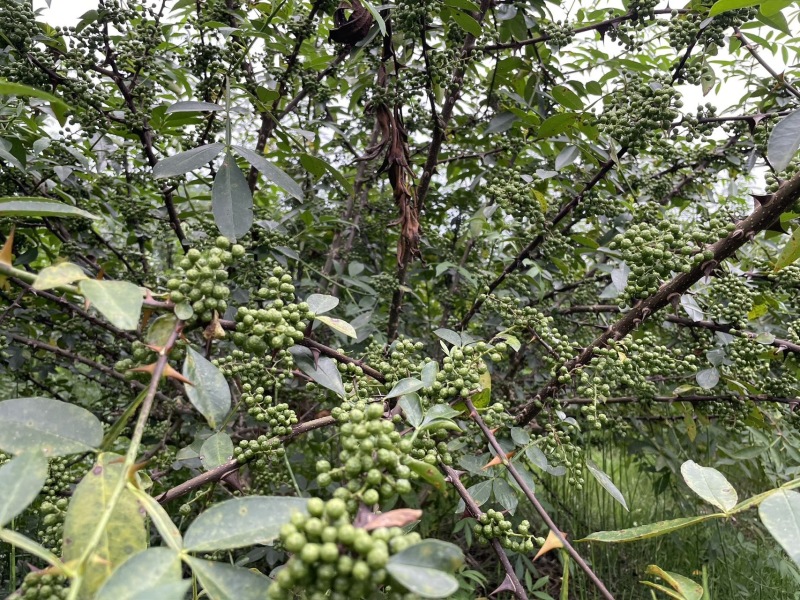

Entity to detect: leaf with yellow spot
[61,453,147,599]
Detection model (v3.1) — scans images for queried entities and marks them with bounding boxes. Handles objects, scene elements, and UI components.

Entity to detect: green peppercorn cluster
[114,340,157,377]
[167,237,237,324]
[8,572,68,600]
[608,221,710,305]
[704,273,754,327]
[233,431,285,465]
[318,401,414,508]
[393,0,434,37]
[628,0,659,22]
[474,509,542,553]
[484,167,545,233]
[683,103,719,141]
[426,345,490,403]
[597,75,681,149]
[231,267,313,354]
[481,402,515,429]
[37,498,69,554]
[270,497,423,600]
[368,338,426,388]
[489,296,573,372]
[541,20,575,49]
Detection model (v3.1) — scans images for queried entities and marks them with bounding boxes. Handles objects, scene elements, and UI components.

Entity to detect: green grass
[532,437,800,600]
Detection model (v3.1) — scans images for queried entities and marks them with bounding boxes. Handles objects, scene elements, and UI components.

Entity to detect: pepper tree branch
[464,397,615,600]
[156,414,335,504]
[555,305,800,356]
[441,464,528,600]
[517,169,800,425]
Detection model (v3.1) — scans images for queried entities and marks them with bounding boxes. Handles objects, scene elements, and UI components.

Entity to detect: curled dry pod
[329,0,373,45]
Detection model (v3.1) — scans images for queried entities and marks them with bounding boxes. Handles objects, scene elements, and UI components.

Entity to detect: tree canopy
[2,0,800,598]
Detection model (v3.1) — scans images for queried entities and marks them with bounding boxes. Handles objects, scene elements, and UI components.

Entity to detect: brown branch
[442,464,528,600]
[556,305,800,355]
[464,397,615,600]
[156,415,335,504]
[8,334,174,404]
[734,30,800,101]
[518,169,800,425]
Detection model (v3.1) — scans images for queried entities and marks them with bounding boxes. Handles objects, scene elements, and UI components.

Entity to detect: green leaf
[386,540,464,598]
[555,145,580,171]
[305,293,339,314]
[578,515,721,543]
[62,453,148,598]
[552,85,584,110]
[406,458,447,492]
[293,350,346,398]
[756,8,790,33]
[165,100,223,113]
[0,397,103,457]
[708,0,760,16]
[145,314,179,347]
[759,489,800,568]
[0,451,49,527]
[644,565,704,600]
[152,142,224,179]
[774,227,800,271]
[586,458,629,511]
[315,315,357,338]
[0,197,99,220]
[640,581,689,600]
[184,556,272,600]
[768,110,800,173]
[421,361,439,388]
[450,10,482,37]
[183,346,232,429]
[0,529,65,570]
[128,485,183,551]
[399,393,424,428]
[299,153,354,196]
[96,547,184,600]
[0,78,71,113]
[695,367,719,390]
[760,0,793,15]
[212,151,254,242]
[433,328,462,347]
[362,0,387,36]
[32,262,87,290]
[680,460,738,513]
[79,279,143,331]
[386,377,425,399]
[184,496,308,552]
[493,478,518,514]
[174,301,193,320]
[200,432,234,470]
[232,145,304,201]
[537,113,579,138]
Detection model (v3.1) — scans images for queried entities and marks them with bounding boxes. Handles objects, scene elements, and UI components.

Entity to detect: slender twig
[442,464,528,600]
[734,30,800,100]
[156,415,335,504]
[464,397,615,600]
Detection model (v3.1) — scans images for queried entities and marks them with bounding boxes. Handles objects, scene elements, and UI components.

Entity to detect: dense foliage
[2,0,800,598]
